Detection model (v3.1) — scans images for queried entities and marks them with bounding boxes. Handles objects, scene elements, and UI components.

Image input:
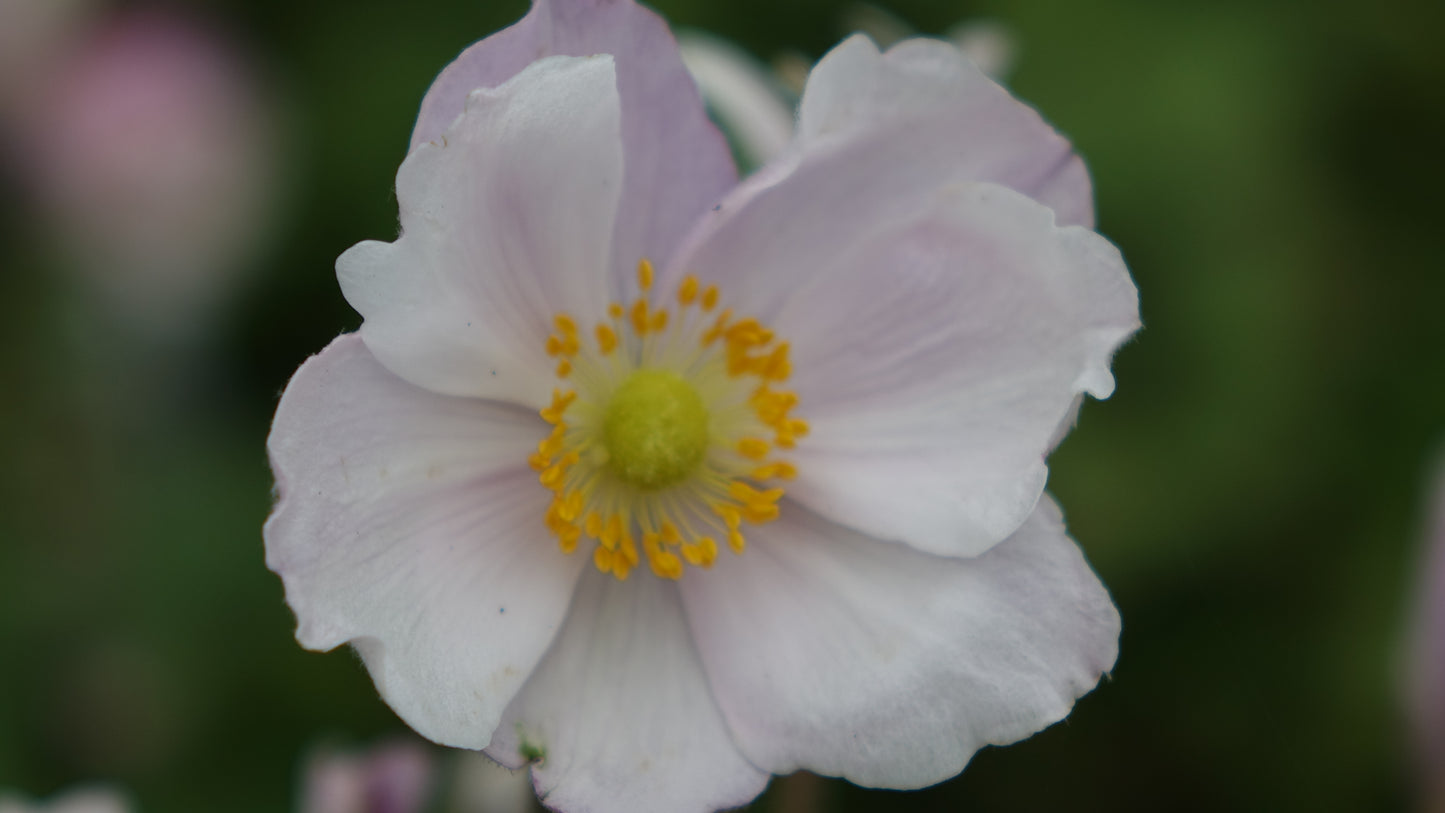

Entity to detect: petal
[486,572,769,813]
[680,495,1119,789]
[338,55,622,403]
[799,35,1092,227]
[265,335,585,748]
[662,33,1093,296]
[411,0,735,290]
[678,33,796,168]
[690,177,1137,557]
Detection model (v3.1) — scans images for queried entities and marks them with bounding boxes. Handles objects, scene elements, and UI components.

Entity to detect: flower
[0,788,129,813]
[1407,455,1445,805]
[265,1,1140,811]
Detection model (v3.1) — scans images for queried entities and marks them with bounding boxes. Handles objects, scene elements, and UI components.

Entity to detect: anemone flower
[266,1,1140,811]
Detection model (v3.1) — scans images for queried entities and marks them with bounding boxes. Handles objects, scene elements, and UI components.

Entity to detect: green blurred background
[2,0,1444,810]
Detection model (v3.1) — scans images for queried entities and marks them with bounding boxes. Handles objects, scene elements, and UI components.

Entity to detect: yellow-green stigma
[602,370,709,491]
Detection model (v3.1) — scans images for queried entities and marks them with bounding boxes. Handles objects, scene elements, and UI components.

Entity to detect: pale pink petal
[683,178,1136,557]
[678,33,796,167]
[265,335,585,748]
[662,34,1093,298]
[680,495,1119,789]
[486,572,769,813]
[411,0,735,293]
[799,35,1092,226]
[338,55,621,404]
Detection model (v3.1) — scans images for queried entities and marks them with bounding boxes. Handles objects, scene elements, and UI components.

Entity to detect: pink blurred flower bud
[301,740,436,813]
[0,0,93,117]
[16,9,280,341]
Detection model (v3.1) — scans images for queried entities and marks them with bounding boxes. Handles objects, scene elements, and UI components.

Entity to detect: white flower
[265,1,1140,811]
[0,788,129,813]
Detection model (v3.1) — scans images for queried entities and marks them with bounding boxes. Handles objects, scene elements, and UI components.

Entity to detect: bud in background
[0,0,93,120]
[11,8,282,344]
[301,740,435,813]
[445,753,534,813]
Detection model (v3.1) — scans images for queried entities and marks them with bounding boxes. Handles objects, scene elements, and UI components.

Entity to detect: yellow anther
[528,452,548,472]
[727,528,746,554]
[702,309,732,345]
[539,451,579,489]
[608,302,624,320]
[555,358,572,377]
[740,502,780,523]
[737,438,771,460]
[630,299,650,336]
[538,427,564,457]
[714,503,742,531]
[637,258,654,291]
[728,481,783,506]
[648,548,683,580]
[539,389,576,424]
[678,275,699,306]
[650,308,669,332]
[554,314,578,337]
[584,511,602,538]
[660,522,681,545]
[620,531,639,566]
[701,285,719,311]
[545,335,564,357]
[751,461,798,480]
[557,531,580,557]
[539,463,566,489]
[596,323,618,355]
[682,537,718,567]
[761,343,791,381]
[594,546,615,572]
[602,514,623,548]
[725,318,772,348]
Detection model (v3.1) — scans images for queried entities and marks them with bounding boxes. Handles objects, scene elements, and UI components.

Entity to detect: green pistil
[602,369,709,491]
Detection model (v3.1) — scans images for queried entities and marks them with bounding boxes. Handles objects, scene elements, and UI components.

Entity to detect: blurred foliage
[2,0,1444,810]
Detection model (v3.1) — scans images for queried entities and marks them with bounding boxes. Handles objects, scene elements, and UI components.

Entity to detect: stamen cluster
[528,260,808,580]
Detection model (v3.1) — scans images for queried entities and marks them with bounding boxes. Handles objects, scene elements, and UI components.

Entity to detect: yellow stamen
[738,438,771,460]
[596,323,618,355]
[533,268,804,581]
[678,275,699,307]
[630,299,650,336]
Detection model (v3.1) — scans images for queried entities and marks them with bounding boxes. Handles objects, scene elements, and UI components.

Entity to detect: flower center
[602,369,709,491]
[529,259,809,581]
